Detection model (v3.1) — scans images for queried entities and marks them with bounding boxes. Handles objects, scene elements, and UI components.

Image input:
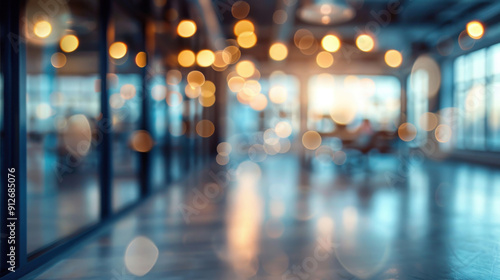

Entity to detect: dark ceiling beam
[425,1,500,46]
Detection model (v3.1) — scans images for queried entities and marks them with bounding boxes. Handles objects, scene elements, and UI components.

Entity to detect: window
[453,44,500,151]
[25,0,101,252]
[407,69,429,146]
[308,74,401,133]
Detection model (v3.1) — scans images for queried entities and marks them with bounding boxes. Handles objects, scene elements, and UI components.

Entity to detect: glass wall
[109,2,143,210]
[25,0,100,252]
[453,44,500,151]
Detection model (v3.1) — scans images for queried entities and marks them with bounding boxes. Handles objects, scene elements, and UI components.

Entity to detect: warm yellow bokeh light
[177,20,197,38]
[316,51,334,68]
[196,120,215,138]
[466,21,484,39]
[201,81,216,97]
[384,50,403,68]
[244,80,261,94]
[237,31,257,48]
[302,131,322,150]
[185,84,201,99]
[356,34,375,52]
[187,70,205,88]
[60,35,79,52]
[269,85,287,104]
[135,52,147,68]
[34,20,52,38]
[249,93,268,111]
[199,95,216,107]
[398,123,417,142]
[234,20,255,36]
[228,76,246,92]
[130,130,154,152]
[178,50,196,67]
[269,43,288,61]
[196,49,215,67]
[223,46,241,64]
[321,35,341,52]
[109,42,127,59]
[275,121,292,138]
[435,124,452,143]
[236,60,255,78]
[213,50,230,68]
[51,52,67,68]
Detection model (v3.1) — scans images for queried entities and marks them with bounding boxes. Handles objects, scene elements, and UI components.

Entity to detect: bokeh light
[234,20,255,36]
[60,34,79,52]
[196,120,215,138]
[224,46,241,64]
[269,43,288,61]
[187,70,205,88]
[124,237,159,276]
[166,70,182,85]
[135,52,147,68]
[321,34,341,52]
[435,124,452,143]
[356,34,375,52]
[384,50,403,68]
[34,20,52,38]
[237,31,257,48]
[316,51,334,68]
[185,84,201,98]
[273,10,288,24]
[269,85,287,104]
[419,112,438,131]
[120,84,136,100]
[199,95,216,107]
[236,60,255,78]
[130,130,154,152]
[178,50,196,67]
[232,1,250,19]
[228,76,246,92]
[466,21,484,39]
[51,52,67,68]
[196,49,215,67]
[109,42,127,59]
[151,85,167,101]
[217,142,232,156]
[249,93,268,111]
[177,20,197,38]
[302,131,322,150]
[398,123,417,142]
[275,121,292,138]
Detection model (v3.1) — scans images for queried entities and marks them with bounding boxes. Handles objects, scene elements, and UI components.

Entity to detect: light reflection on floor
[26,154,500,279]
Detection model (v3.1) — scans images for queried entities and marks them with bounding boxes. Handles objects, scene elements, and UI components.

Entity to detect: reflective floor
[26,154,500,279]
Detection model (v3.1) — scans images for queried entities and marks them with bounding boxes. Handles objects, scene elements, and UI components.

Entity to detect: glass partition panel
[25,0,100,253]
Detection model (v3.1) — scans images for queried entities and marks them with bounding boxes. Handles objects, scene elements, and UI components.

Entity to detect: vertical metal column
[1,0,27,273]
[98,0,112,218]
[139,16,151,197]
